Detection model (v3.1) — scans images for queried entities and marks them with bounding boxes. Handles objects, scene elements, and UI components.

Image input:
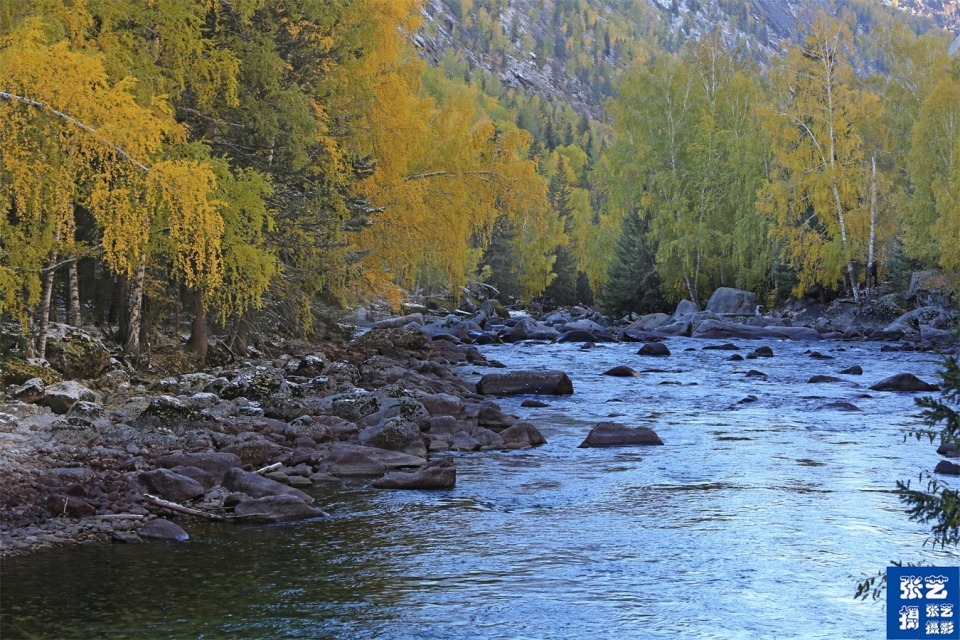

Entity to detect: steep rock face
[417,0,952,122]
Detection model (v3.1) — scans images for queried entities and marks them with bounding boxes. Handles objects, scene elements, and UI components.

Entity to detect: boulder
[521,399,550,408]
[702,343,740,351]
[169,466,217,491]
[499,422,547,448]
[43,324,111,379]
[221,434,288,467]
[625,313,672,332]
[139,518,189,542]
[11,377,45,403]
[692,320,820,341]
[808,375,843,383]
[869,373,939,392]
[42,381,101,415]
[673,299,699,320]
[46,494,96,518]
[371,313,424,329]
[352,326,429,353]
[750,346,774,358]
[373,458,456,489]
[156,452,241,483]
[476,404,517,431]
[603,366,640,377]
[358,417,428,458]
[817,402,862,412]
[477,370,574,396]
[705,287,757,315]
[840,366,863,375]
[556,330,600,343]
[222,468,315,503]
[882,306,955,337]
[578,422,664,448]
[448,431,482,451]
[132,395,216,434]
[934,460,960,476]
[139,469,206,502]
[233,495,325,522]
[637,343,670,357]
[416,392,466,419]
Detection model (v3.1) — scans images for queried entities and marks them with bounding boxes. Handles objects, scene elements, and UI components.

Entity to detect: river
[1,337,958,639]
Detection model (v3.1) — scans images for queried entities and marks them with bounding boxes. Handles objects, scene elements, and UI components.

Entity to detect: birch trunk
[68,258,81,327]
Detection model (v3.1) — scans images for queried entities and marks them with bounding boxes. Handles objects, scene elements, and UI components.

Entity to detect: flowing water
[2,338,958,639]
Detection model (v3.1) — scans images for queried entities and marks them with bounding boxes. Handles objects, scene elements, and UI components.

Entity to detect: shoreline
[1,287,957,558]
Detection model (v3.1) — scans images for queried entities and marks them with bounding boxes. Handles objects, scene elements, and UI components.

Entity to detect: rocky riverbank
[0,326,551,556]
[1,280,957,558]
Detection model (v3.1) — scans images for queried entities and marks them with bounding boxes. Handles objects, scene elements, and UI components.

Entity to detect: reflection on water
[2,338,959,639]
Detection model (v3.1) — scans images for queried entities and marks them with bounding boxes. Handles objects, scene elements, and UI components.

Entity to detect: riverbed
[1,337,957,638]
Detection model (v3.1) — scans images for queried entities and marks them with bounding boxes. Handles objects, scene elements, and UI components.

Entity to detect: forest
[1,0,959,366]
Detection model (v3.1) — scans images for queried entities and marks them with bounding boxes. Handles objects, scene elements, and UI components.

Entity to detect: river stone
[11,377,45,403]
[46,494,96,518]
[869,373,939,392]
[373,458,456,489]
[448,431,482,451]
[809,351,834,360]
[703,343,740,351]
[42,381,100,414]
[416,392,466,419]
[359,417,427,458]
[556,330,600,343]
[673,299,699,320]
[169,466,217,491]
[233,495,325,522]
[751,346,774,358]
[521,399,550,408]
[499,422,547,448]
[476,404,517,431]
[138,469,206,502]
[579,422,664,448]
[222,468,314,503]
[934,460,960,476]
[324,444,428,472]
[603,366,640,377]
[638,343,670,357]
[477,370,573,396]
[157,452,242,483]
[808,375,843,383]
[705,287,757,315]
[840,366,863,375]
[221,434,288,467]
[139,518,189,542]
[817,402,862,412]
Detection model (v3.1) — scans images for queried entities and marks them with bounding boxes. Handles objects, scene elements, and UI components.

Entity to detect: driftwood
[254,462,283,475]
[144,494,227,522]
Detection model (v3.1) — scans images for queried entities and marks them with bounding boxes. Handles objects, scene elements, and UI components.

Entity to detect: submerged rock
[603,366,640,377]
[477,370,574,396]
[578,422,664,448]
[637,343,670,357]
[233,495,325,522]
[373,458,456,489]
[139,518,189,542]
[869,373,939,392]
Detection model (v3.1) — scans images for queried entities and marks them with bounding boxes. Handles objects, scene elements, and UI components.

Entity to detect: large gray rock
[882,306,955,337]
[499,422,547,448]
[132,395,217,434]
[233,495,325,522]
[673,300,699,320]
[869,373,939,392]
[222,468,315,503]
[137,469,204,502]
[477,370,574,396]
[692,320,819,341]
[371,313,424,329]
[359,417,427,458]
[322,444,427,476]
[705,287,757,315]
[42,324,111,379]
[139,469,206,502]
[638,343,671,357]
[11,377,45,403]
[157,452,242,483]
[221,434,288,467]
[139,518,189,542]
[42,381,100,414]
[579,422,664,448]
[625,313,672,332]
[373,458,456,489]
